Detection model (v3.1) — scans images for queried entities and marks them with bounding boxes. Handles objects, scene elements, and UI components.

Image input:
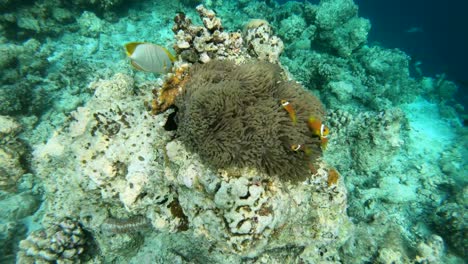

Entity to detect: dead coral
[175,60,326,182]
[243,20,284,63]
[172,5,244,63]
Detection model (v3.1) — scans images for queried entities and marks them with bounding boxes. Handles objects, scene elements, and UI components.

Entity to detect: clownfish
[290,144,313,156]
[307,117,329,139]
[281,100,297,125]
[307,117,330,150]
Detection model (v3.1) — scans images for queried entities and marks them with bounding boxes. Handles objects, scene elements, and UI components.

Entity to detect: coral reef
[0,1,74,39]
[167,140,352,260]
[0,190,41,261]
[31,64,351,262]
[431,192,467,258]
[0,0,463,263]
[325,108,406,174]
[0,116,27,192]
[314,0,370,57]
[32,73,181,260]
[71,0,124,11]
[172,5,283,65]
[175,60,326,181]
[173,5,245,63]
[328,98,464,262]
[0,39,49,115]
[278,14,307,44]
[414,235,445,264]
[17,218,88,263]
[76,11,107,38]
[243,19,284,63]
[283,45,421,111]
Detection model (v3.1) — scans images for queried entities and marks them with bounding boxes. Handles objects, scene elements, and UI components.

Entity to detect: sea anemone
[175,60,326,182]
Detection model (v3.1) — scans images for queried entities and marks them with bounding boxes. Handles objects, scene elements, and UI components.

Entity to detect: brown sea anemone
[175,60,326,182]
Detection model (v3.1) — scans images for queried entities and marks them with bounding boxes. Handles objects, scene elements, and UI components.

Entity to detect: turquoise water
[0,0,466,263]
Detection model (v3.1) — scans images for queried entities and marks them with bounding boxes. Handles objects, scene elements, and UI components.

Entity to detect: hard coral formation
[0,39,48,115]
[244,19,284,63]
[314,0,370,57]
[0,116,26,192]
[175,60,326,181]
[326,109,406,174]
[32,65,351,262]
[432,196,467,258]
[173,5,283,65]
[168,140,351,259]
[173,5,245,63]
[17,218,87,263]
[284,45,420,111]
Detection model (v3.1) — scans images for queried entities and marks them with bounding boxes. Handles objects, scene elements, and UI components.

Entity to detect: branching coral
[175,60,326,181]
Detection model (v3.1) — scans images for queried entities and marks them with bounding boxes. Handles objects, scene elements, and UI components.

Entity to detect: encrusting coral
[151,63,190,114]
[175,60,326,182]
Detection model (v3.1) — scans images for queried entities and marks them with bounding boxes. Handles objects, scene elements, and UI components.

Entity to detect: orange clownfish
[290,144,313,156]
[281,100,297,125]
[307,117,329,139]
[307,117,330,149]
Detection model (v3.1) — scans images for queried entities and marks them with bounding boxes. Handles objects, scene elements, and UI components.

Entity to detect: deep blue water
[355,0,468,108]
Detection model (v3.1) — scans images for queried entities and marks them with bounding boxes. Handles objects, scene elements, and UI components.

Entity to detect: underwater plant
[175,60,327,181]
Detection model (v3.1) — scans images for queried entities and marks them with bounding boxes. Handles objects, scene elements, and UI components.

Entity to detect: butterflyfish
[124,42,176,74]
[281,100,297,125]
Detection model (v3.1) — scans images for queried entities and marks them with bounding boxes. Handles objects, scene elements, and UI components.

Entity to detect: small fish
[308,117,329,150]
[405,26,423,34]
[307,117,329,139]
[281,100,297,125]
[291,144,303,152]
[124,42,176,74]
[290,144,313,156]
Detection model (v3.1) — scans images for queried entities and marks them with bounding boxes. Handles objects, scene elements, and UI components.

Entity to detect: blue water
[355,0,468,108]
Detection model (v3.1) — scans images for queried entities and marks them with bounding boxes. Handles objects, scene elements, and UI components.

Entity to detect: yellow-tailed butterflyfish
[124,42,176,74]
